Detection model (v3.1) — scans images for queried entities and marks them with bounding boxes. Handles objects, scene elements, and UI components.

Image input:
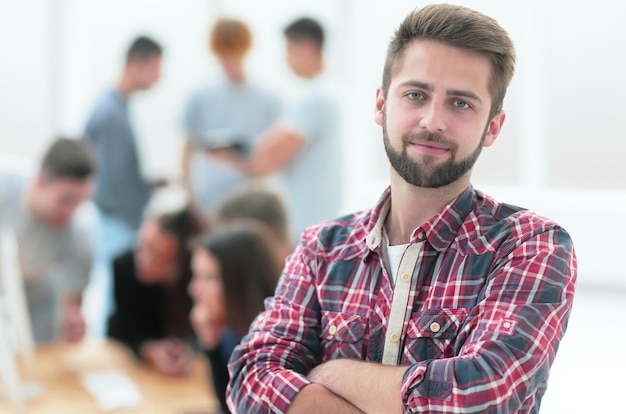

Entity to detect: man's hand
[60,305,86,342]
[206,147,242,168]
[286,384,365,414]
[140,339,191,376]
[307,359,407,414]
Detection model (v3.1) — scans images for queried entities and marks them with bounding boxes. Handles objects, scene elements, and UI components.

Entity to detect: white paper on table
[80,370,142,411]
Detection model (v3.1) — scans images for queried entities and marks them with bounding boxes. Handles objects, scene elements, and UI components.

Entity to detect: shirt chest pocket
[402,307,470,364]
[320,310,367,362]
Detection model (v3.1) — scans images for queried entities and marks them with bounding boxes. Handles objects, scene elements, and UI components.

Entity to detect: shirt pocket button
[429,321,441,333]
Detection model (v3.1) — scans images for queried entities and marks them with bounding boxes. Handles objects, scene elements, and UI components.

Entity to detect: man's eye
[453,100,470,109]
[407,92,423,100]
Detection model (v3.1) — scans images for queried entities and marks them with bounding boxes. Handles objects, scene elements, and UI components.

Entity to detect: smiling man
[227,5,577,413]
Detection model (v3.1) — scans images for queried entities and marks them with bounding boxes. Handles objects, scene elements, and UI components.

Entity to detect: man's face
[375,39,505,188]
[132,55,162,90]
[285,38,310,77]
[34,175,93,228]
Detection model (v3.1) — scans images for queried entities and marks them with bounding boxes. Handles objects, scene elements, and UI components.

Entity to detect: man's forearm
[287,383,365,414]
[308,359,407,414]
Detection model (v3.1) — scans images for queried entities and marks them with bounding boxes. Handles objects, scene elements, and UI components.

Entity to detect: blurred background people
[0,137,96,344]
[181,18,281,220]
[189,221,280,413]
[215,183,292,271]
[214,17,343,242]
[83,35,165,337]
[107,207,205,376]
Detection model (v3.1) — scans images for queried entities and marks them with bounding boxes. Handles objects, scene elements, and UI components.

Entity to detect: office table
[0,339,219,413]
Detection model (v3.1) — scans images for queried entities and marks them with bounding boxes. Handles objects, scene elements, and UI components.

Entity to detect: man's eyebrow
[447,89,482,104]
[397,81,483,104]
[397,80,432,91]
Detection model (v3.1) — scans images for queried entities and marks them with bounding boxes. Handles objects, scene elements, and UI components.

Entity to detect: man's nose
[418,101,447,133]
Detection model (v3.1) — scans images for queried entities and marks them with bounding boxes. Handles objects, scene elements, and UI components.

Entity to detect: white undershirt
[382,229,410,286]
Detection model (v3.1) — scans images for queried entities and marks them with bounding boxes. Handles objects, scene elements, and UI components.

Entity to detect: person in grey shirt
[181,18,281,218]
[0,138,96,343]
[213,18,342,242]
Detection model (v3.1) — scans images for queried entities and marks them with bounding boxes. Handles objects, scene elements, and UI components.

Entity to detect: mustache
[401,131,456,150]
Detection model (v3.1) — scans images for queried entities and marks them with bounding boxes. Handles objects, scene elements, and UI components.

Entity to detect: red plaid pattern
[227,186,577,413]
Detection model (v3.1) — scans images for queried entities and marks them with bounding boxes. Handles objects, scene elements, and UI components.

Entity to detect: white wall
[1,0,624,287]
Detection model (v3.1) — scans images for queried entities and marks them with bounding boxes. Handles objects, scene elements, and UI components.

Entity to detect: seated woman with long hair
[189,220,279,412]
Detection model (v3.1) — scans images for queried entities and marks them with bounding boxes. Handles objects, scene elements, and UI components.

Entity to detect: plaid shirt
[227,186,577,413]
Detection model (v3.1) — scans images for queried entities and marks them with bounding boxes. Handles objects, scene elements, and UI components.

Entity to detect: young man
[227,5,577,414]
[83,36,164,336]
[84,35,163,247]
[0,138,96,343]
[216,17,343,242]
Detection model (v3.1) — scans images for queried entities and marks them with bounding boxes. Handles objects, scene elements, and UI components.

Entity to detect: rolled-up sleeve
[227,240,322,414]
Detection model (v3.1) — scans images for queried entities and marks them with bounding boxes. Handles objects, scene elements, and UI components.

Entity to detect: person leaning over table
[0,137,96,344]
[107,207,205,376]
[226,4,577,413]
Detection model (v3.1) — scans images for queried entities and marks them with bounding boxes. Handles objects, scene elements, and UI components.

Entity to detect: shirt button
[417,231,425,240]
[401,273,411,282]
[503,321,512,329]
[328,325,338,336]
[430,322,441,333]
[389,332,399,342]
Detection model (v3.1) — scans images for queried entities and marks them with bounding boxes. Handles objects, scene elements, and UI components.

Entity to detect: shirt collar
[364,185,477,253]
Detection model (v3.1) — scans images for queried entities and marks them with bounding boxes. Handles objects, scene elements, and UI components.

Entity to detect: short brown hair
[210,18,252,57]
[382,4,516,117]
[284,17,324,50]
[40,137,97,180]
[125,36,162,62]
[216,185,290,246]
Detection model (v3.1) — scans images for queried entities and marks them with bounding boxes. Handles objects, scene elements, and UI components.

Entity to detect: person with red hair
[181,18,281,221]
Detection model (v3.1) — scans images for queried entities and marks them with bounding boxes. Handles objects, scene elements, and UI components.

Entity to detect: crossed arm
[288,360,407,414]
[227,228,577,413]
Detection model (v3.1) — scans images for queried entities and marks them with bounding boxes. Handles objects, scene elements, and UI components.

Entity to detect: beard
[383,115,487,188]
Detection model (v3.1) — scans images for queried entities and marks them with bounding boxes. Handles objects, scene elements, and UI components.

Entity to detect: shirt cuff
[401,361,429,406]
[267,370,312,412]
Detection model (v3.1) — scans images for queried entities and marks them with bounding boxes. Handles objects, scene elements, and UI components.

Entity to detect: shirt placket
[381,241,423,365]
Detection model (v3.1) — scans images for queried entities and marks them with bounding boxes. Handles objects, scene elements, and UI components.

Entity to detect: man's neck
[116,74,134,97]
[384,172,470,245]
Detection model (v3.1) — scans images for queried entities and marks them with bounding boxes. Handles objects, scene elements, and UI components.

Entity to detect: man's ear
[483,110,506,148]
[374,87,385,126]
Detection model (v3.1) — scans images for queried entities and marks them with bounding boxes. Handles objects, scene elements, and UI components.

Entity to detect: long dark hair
[198,220,279,339]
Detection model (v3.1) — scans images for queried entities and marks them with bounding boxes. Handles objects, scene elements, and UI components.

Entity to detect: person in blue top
[181,18,281,220]
[83,35,165,337]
